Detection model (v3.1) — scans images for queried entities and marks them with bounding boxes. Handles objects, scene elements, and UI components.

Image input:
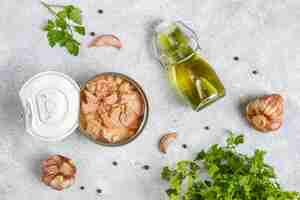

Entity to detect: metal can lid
[19,71,80,142]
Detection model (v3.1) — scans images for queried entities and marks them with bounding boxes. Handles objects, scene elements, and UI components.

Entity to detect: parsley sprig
[41,1,86,56]
[162,133,300,200]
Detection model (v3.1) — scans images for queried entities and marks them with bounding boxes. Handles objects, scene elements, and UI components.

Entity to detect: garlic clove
[251,115,268,132]
[88,34,122,49]
[42,155,61,167]
[50,175,65,191]
[159,133,177,154]
[43,165,59,175]
[42,174,56,185]
[270,121,282,130]
[59,162,75,176]
[60,177,75,189]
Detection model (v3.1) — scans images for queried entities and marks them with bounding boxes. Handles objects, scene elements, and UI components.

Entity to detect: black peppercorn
[112,161,118,166]
[80,186,85,190]
[90,32,96,36]
[204,126,210,130]
[142,165,150,170]
[98,9,103,14]
[96,189,102,194]
[182,144,188,149]
[252,70,258,75]
[233,56,239,61]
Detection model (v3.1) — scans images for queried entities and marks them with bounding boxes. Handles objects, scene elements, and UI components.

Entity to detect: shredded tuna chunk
[121,93,144,115]
[84,90,98,103]
[86,81,97,94]
[105,93,118,105]
[119,81,135,94]
[102,127,129,143]
[81,102,98,114]
[80,74,145,144]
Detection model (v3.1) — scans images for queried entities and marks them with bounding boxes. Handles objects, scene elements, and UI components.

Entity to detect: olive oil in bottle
[153,21,225,111]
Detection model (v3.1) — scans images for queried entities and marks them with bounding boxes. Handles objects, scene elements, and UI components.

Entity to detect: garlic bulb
[246,94,284,132]
[41,155,76,191]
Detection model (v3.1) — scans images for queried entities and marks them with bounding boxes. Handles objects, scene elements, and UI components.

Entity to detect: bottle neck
[156,23,196,65]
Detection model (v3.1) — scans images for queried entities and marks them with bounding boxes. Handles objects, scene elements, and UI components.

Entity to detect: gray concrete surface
[0,0,300,199]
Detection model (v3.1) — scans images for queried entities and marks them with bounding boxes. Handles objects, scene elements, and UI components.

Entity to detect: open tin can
[19,71,149,146]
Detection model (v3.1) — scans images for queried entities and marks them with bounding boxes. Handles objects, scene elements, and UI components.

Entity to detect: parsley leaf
[57,10,67,18]
[68,7,82,24]
[66,40,79,56]
[226,132,244,149]
[47,30,64,47]
[74,26,85,35]
[55,17,67,30]
[162,167,174,181]
[162,133,300,200]
[44,20,55,31]
[41,1,85,56]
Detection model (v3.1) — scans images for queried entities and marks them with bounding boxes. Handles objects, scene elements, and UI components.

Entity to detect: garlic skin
[246,94,284,132]
[41,155,76,191]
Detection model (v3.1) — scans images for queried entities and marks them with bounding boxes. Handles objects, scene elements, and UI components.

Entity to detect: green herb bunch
[41,1,86,56]
[162,134,300,200]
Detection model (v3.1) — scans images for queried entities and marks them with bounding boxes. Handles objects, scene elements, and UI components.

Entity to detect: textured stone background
[0,0,300,199]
